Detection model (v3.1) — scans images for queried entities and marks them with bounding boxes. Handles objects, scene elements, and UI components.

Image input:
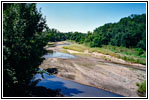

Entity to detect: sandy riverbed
[40,41,146,97]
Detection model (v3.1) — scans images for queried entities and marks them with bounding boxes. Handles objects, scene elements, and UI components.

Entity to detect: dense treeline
[44,28,87,43]
[45,14,146,50]
[92,14,146,50]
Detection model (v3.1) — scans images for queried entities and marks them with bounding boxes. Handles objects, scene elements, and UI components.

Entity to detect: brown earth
[40,41,146,97]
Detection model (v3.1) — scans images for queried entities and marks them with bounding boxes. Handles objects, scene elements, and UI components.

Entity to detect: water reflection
[43,51,76,59]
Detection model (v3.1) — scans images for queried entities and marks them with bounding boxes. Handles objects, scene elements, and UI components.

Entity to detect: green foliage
[90,37,101,47]
[136,48,145,56]
[136,80,146,97]
[44,28,67,42]
[3,3,47,96]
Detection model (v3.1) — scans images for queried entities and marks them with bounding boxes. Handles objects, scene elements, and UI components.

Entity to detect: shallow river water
[35,43,124,97]
[43,51,76,59]
[33,72,123,97]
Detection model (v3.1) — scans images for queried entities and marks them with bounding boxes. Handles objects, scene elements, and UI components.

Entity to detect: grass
[101,45,145,57]
[88,46,146,65]
[136,80,146,97]
[63,43,89,52]
[101,45,146,65]
[89,47,118,57]
[63,42,146,65]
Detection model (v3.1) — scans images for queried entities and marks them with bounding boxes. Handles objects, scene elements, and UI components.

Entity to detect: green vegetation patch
[136,80,146,97]
[63,44,89,52]
[102,45,146,57]
[63,43,146,65]
[89,47,118,57]
[88,45,146,65]
[101,45,146,65]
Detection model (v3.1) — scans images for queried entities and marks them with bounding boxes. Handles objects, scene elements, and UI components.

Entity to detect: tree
[3,3,47,96]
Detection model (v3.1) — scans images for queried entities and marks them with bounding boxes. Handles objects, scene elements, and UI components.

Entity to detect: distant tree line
[45,14,146,50]
[91,14,146,50]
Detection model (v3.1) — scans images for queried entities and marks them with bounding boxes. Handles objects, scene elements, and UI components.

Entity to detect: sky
[37,3,146,33]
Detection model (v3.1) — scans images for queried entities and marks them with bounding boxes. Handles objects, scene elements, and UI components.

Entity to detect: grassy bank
[63,43,146,65]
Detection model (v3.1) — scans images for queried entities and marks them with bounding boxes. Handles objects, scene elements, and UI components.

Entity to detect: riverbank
[63,42,146,65]
[40,41,146,97]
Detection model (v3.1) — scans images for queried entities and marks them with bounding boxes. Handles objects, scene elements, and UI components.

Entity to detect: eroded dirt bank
[40,41,146,97]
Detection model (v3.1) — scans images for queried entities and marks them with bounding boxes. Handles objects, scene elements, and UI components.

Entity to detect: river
[33,42,124,97]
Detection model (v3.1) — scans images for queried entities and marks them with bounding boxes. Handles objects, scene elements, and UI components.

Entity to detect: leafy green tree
[3,3,47,96]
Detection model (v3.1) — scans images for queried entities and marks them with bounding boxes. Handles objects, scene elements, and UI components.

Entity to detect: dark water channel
[33,72,123,97]
[35,43,124,97]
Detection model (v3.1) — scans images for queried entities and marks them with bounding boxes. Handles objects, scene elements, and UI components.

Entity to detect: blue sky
[37,3,146,33]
